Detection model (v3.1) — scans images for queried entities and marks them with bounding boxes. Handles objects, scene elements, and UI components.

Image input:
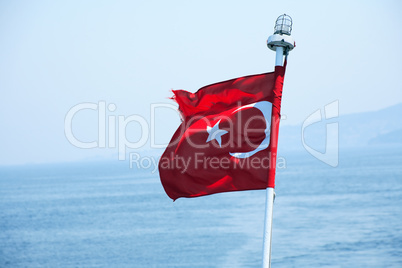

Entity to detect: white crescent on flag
[229,101,272,159]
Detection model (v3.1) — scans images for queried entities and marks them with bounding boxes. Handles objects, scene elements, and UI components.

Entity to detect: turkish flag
[159,64,286,200]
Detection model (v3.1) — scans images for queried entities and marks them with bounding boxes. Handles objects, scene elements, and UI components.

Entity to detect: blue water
[0,147,401,267]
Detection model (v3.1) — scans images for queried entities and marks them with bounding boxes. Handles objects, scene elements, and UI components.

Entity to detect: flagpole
[262,14,295,268]
[262,187,275,268]
[261,54,282,268]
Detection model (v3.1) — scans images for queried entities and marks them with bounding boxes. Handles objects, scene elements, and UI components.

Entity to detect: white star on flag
[206,119,228,147]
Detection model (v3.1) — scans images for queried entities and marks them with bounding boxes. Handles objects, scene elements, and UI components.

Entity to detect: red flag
[159,64,286,200]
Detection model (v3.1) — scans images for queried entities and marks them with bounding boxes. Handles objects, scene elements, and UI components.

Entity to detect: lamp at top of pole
[267,14,295,66]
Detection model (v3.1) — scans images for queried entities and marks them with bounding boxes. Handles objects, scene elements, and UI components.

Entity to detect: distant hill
[278,103,402,152]
[368,128,402,145]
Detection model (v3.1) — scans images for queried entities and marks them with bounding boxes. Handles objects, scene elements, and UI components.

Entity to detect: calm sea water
[0,147,401,267]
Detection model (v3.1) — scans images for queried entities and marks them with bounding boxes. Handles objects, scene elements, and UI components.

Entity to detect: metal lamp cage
[274,14,292,35]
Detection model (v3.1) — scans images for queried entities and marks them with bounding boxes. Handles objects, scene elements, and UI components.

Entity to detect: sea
[0,147,401,267]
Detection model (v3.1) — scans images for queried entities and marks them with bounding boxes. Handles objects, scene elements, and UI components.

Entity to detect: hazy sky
[1,0,401,165]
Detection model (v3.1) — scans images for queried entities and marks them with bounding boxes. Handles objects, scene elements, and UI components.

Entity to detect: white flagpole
[262,187,276,268]
[262,14,295,268]
[261,46,283,268]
